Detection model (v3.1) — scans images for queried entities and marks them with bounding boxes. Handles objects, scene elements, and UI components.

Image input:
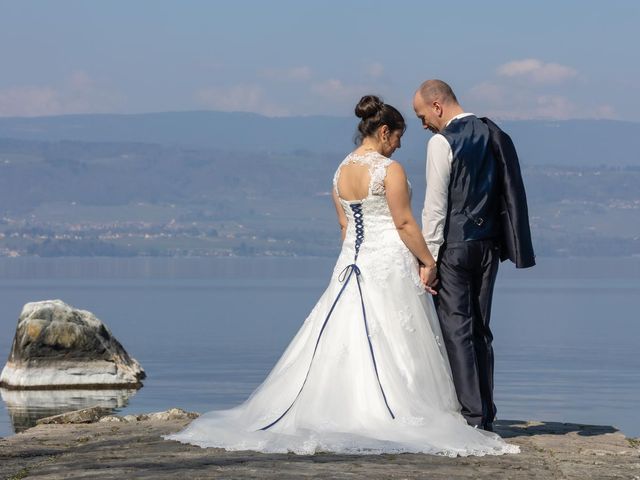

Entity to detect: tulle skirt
[165,251,519,456]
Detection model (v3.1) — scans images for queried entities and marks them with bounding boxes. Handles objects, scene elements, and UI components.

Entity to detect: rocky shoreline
[1,408,639,479]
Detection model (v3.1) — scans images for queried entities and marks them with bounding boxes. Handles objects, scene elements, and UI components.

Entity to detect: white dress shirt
[421,113,475,261]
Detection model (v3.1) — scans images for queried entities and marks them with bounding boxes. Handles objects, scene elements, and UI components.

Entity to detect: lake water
[0,257,638,438]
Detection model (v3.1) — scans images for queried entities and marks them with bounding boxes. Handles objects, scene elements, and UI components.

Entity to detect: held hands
[419,263,439,295]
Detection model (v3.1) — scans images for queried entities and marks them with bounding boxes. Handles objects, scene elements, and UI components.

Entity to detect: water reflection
[0,388,137,433]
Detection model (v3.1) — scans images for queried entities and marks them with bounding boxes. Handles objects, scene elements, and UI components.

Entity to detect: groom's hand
[420,264,439,295]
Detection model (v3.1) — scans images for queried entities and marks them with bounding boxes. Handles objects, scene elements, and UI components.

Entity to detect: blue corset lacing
[258,203,395,431]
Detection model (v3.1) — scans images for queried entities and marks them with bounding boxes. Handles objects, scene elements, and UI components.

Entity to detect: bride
[165,96,519,456]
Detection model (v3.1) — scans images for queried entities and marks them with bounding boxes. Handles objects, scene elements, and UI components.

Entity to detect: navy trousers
[434,239,500,429]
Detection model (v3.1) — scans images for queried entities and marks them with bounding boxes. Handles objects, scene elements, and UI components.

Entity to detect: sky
[0,0,638,121]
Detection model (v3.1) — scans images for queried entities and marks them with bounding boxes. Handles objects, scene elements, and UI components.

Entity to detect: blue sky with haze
[1,0,638,120]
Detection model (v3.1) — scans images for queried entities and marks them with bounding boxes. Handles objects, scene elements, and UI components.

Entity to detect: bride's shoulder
[383,160,411,188]
[385,159,405,175]
[379,155,401,169]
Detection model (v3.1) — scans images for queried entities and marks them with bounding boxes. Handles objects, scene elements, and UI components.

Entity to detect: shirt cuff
[426,242,441,262]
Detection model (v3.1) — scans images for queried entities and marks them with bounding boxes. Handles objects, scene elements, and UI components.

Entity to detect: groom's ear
[433,101,443,117]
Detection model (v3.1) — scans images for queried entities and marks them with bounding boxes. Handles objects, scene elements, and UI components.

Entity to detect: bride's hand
[419,263,439,295]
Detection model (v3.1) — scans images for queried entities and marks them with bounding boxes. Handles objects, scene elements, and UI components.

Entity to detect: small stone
[36,406,112,425]
[143,408,200,421]
[98,415,126,423]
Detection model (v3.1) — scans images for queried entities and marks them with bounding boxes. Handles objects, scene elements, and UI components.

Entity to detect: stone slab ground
[1,415,639,479]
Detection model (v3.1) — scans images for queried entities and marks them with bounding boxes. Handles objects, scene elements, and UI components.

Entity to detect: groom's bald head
[413,79,463,133]
[416,79,458,105]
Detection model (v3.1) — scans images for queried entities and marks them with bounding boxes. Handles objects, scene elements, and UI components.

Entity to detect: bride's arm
[385,162,437,285]
[332,189,348,242]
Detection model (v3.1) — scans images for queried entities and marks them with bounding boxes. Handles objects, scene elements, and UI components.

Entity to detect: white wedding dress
[165,152,519,456]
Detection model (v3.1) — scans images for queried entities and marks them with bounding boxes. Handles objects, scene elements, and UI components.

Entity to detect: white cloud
[68,70,93,90]
[259,66,312,81]
[195,84,289,116]
[467,59,617,120]
[533,95,576,119]
[311,79,373,102]
[497,58,577,84]
[308,78,399,115]
[593,104,616,119]
[0,71,124,117]
[311,79,348,98]
[468,84,617,120]
[63,70,125,113]
[0,86,60,117]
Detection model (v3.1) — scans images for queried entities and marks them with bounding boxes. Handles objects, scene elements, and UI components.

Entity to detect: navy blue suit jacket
[480,117,536,268]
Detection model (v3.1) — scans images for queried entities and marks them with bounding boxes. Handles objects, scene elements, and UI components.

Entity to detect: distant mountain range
[0,111,639,167]
[0,111,637,257]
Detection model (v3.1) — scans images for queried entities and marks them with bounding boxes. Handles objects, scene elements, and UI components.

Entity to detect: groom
[413,80,535,431]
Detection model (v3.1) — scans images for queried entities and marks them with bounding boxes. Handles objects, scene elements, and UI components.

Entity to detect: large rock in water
[0,300,145,389]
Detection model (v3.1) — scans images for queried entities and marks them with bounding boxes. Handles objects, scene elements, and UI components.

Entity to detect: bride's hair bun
[355,95,384,120]
[353,94,405,145]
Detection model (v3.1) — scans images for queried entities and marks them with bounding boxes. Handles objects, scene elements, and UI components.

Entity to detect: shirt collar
[445,112,474,128]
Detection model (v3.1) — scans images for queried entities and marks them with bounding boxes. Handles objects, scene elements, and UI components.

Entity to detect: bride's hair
[354,95,406,144]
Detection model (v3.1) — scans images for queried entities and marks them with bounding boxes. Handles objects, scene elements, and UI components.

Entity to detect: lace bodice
[332,152,422,294]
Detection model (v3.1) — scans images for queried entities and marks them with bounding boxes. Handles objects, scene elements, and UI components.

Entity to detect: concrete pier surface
[1,410,639,479]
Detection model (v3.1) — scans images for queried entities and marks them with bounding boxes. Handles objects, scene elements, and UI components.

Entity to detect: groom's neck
[439,103,465,131]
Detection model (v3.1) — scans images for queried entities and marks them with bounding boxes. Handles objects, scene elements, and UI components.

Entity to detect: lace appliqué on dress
[369,159,392,196]
[398,308,415,333]
[361,245,425,296]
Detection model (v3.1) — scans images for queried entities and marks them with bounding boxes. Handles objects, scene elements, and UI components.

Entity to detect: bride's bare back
[335,162,371,201]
